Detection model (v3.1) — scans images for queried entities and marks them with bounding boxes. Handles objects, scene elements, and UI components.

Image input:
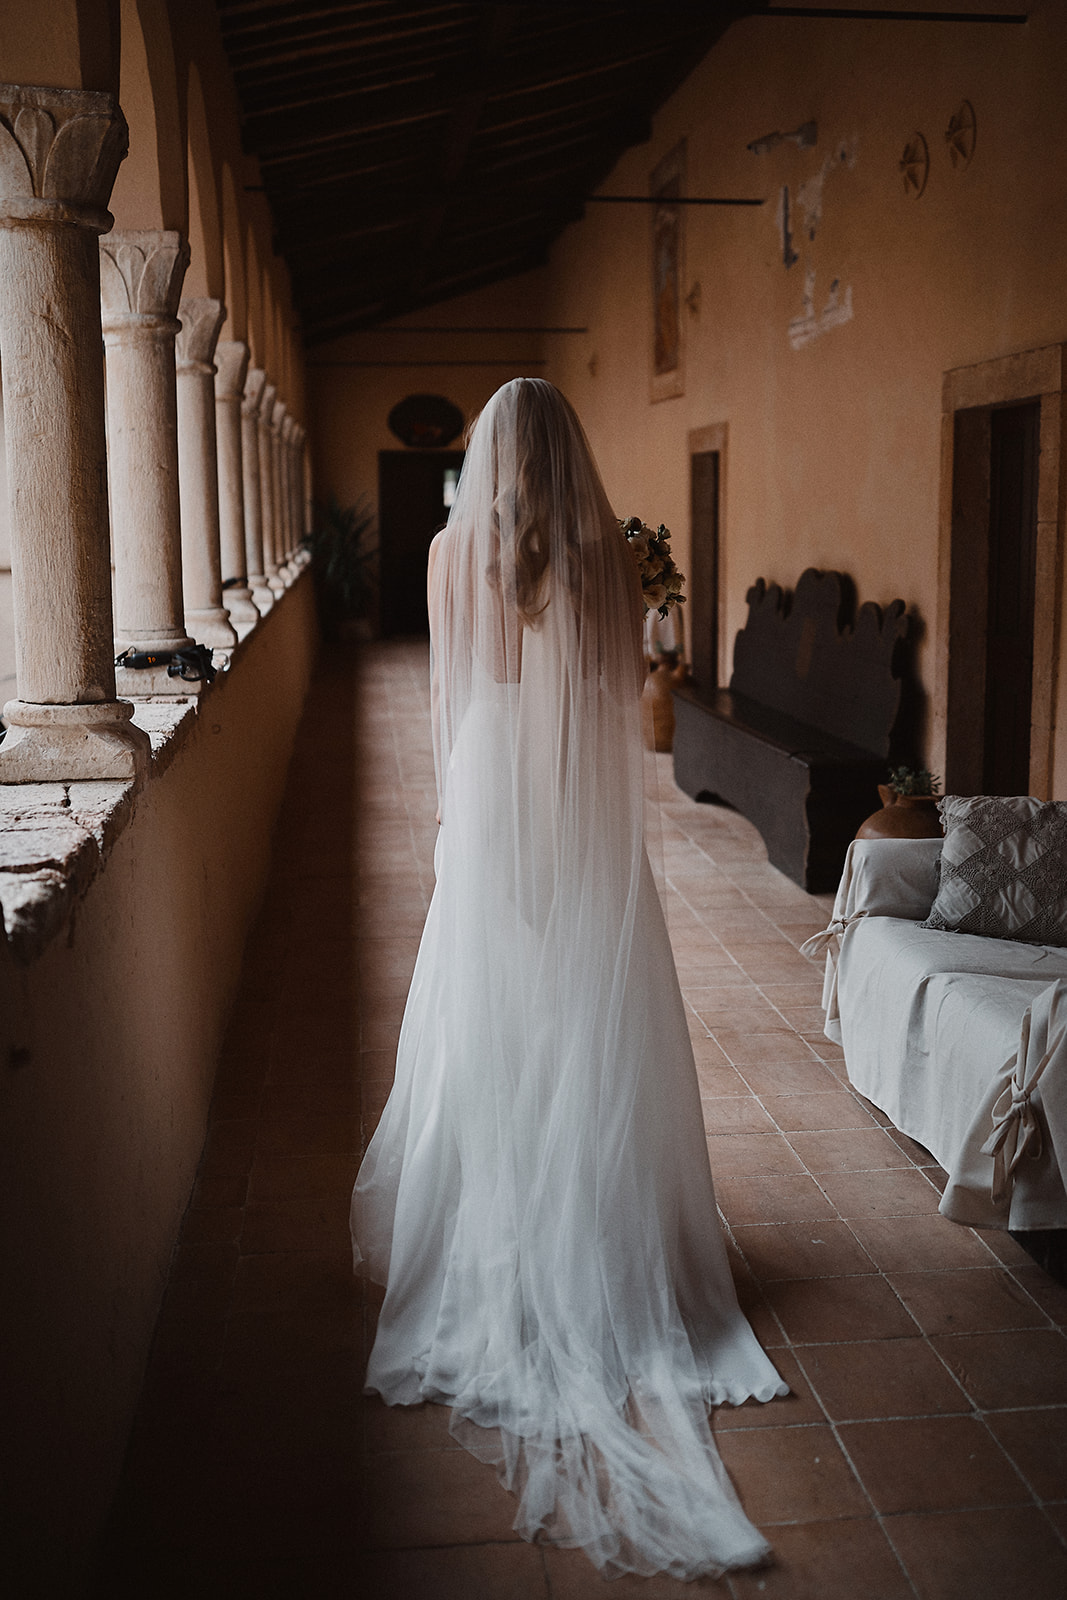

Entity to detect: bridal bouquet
[620,517,686,619]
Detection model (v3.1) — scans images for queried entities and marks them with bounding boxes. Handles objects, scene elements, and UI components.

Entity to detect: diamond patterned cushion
[919,795,1067,945]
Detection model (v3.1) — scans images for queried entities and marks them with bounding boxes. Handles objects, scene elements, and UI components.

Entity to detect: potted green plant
[305,493,377,641]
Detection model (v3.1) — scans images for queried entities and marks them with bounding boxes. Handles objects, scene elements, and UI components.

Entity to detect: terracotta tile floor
[96,640,1067,1599]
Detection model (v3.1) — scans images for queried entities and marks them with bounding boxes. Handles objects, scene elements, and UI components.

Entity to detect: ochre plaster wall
[0,579,317,1594]
[310,7,1065,785]
[535,4,1064,784]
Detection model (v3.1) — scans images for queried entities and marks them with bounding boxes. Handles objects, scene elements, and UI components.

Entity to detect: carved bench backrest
[730,568,908,757]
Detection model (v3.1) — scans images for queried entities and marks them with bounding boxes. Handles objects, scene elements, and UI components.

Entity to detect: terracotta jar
[856,785,944,841]
[643,656,687,752]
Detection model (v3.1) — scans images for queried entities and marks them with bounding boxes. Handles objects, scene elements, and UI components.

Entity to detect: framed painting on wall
[650,141,685,402]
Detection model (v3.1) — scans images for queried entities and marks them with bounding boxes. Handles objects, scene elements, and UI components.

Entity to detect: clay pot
[643,656,686,752]
[856,785,944,841]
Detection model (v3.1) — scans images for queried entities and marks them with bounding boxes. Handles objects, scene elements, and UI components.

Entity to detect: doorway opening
[687,424,726,691]
[378,449,465,636]
[937,346,1066,798]
[947,398,1040,794]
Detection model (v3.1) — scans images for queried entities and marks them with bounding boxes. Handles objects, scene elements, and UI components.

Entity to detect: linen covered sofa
[805,805,1067,1233]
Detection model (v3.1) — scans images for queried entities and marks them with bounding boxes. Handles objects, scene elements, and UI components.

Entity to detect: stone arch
[183,59,223,298]
[259,257,277,377]
[245,221,265,369]
[273,297,289,400]
[220,161,246,341]
[110,0,185,231]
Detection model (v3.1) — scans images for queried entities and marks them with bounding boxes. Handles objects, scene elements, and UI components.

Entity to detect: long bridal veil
[350,378,786,1579]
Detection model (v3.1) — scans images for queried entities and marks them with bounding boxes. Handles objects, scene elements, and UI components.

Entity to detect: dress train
[351,690,786,1577]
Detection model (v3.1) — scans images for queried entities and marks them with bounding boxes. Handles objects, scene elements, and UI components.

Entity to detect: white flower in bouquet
[619,517,687,619]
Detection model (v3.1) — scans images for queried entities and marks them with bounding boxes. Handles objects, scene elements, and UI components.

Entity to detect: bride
[351,378,786,1579]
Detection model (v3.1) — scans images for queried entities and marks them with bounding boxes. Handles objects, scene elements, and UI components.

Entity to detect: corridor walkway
[97,641,1067,1600]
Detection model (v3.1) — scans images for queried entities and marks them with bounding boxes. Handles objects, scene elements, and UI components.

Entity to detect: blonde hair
[483,379,582,627]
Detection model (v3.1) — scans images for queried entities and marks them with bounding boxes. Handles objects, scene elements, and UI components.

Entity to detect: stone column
[302,427,314,547]
[279,412,296,573]
[0,85,150,781]
[294,424,311,570]
[241,367,272,612]
[288,419,303,564]
[257,379,282,591]
[175,298,236,648]
[271,397,290,583]
[100,229,199,696]
[283,422,295,572]
[213,339,259,633]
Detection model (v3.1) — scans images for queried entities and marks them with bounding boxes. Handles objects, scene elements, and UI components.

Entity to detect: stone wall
[0,574,317,1593]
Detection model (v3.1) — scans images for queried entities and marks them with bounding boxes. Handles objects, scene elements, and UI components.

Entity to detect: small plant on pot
[305,493,377,640]
[885,765,941,798]
[856,764,944,841]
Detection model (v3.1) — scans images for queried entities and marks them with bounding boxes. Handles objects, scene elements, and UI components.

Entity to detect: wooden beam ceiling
[216,1,748,342]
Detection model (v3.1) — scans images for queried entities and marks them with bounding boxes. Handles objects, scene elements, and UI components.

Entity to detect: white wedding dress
[351,379,786,1579]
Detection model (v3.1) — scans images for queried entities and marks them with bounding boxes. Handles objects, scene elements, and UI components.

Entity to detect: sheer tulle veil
[351,378,786,1579]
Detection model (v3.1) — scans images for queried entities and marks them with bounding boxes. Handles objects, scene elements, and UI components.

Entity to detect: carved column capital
[0,83,128,233]
[100,229,188,335]
[176,296,225,376]
[214,339,250,402]
[258,380,278,425]
[243,365,266,418]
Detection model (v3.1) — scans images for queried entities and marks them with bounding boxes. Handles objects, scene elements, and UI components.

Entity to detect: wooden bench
[672,568,909,893]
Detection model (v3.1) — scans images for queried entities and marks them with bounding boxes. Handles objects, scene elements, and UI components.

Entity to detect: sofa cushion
[919,795,1067,945]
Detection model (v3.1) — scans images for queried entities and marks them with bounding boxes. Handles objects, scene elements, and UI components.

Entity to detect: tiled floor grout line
[710,1059,965,1600]
[656,785,1067,1584]
[873,1514,929,1600]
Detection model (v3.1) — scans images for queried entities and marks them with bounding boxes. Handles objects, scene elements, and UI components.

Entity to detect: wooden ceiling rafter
[215,0,750,340]
[222,3,474,58]
[230,34,469,106]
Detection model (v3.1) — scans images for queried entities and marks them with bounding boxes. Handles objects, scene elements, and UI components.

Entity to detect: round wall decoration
[387,394,465,448]
[900,132,930,197]
[945,101,976,170]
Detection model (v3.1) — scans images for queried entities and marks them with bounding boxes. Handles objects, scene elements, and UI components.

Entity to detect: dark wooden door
[983,401,1039,793]
[946,397,1040,795]
[689,450,720,691]
[378,450,465,635]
